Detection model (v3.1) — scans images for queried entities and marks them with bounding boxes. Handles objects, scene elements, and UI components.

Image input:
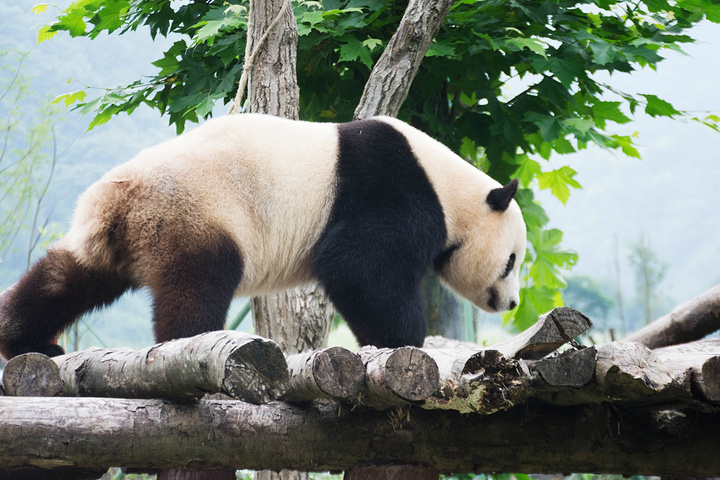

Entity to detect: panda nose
[508,300,517,310]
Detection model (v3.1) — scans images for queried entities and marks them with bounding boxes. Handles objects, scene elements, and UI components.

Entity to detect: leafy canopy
[38,0,719,330]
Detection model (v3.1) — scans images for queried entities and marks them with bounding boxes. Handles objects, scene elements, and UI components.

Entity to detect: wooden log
[421,308,594,413]
[357,346,440,409]
[284,346,365,401]
[2,397,720,476]
[654,338,720,402]
[531,346,597,388]
[594,342,691,401]
[625,284,720,349]
[53,331,288,403]
[492,307,592,360]
[422,348,521,414]
[424,307,592,363]
[2,352,63,397]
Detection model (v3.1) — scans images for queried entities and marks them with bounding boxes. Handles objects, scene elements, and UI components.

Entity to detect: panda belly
[173,116,340,297]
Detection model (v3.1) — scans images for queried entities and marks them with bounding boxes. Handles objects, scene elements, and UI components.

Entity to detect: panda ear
[486,178,519,212]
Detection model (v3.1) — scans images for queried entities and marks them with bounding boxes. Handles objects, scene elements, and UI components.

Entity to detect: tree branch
[625,284,720,349]
[353,0,455,120]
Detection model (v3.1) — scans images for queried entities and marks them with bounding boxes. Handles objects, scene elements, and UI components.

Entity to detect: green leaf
[87,109,113,130]
[338,36,374,68]
[537,166,582,204]
[195,92,225,117]
[641,94,681,118]
[52,90,87,107]
[563,118,595,142]
[94,0,129,34]
[509,285,563,331]
[512,155,542,187]
[553,136,576,155]
[528,228,578,289]
[505,37,547,58]
[57,8,88,36]
[363,37,382,52]
[32,3,48,14]
[525,112,562,142]
[37,25,57,43]
[611,134,641,158]
[515,189,549,231]
[592,101,631,126]
[677,0,720,22]
[152,53,180,77]
[460,137,479,164]
[589,41,619,65]
[426,39,455,57]
[193,5,247,45]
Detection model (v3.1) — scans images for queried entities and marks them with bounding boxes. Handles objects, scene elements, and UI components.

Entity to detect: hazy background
[1,1,719,349]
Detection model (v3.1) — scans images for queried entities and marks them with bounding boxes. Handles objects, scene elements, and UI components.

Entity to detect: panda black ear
[486,178,519,212]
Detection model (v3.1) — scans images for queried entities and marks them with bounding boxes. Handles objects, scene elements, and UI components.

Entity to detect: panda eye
[502,253,516,278]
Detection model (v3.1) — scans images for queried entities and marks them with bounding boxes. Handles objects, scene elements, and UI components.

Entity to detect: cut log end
[223,338,289,403]
[698,356,720,402]
[534,346,597,388]
[385,347,440,402]
[2,352,63,397]
[312,346,365,399]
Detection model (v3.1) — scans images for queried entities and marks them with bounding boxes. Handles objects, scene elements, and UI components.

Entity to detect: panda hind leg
[148,231,244,343]
[0,248,131,359]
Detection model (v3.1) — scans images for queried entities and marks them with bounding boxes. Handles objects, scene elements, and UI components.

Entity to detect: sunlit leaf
[37,25,57,43]
[52,90,87,107]
[537,166,582,205]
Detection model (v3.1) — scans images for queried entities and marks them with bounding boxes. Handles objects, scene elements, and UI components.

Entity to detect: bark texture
[2,397,719,477]
[353,0,456,120]
[52,331,287,402]
[238,0,299,120]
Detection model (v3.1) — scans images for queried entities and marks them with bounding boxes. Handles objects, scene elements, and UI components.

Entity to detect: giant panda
[0,114,526,359]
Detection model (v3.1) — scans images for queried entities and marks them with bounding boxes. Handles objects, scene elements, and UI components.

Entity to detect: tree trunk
[233,2,334,480]
[348,2,455,476]
[2,397,720,477]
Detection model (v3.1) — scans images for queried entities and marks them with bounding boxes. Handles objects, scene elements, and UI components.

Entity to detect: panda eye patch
[502,253,516,278]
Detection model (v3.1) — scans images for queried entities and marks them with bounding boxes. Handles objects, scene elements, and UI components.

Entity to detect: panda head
[437,178,526,314]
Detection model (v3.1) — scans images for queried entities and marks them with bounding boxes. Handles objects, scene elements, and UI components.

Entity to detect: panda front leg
[313,238,428,349]
[320,273,426,349]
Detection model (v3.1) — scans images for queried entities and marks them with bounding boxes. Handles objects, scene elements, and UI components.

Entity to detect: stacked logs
[2,286,720,478]
[3,305,720,413]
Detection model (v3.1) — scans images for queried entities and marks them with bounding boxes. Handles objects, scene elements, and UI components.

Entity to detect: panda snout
[487,287,518,312]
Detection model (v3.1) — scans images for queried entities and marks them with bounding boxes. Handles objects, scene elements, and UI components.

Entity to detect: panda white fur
[0,114,526,358]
